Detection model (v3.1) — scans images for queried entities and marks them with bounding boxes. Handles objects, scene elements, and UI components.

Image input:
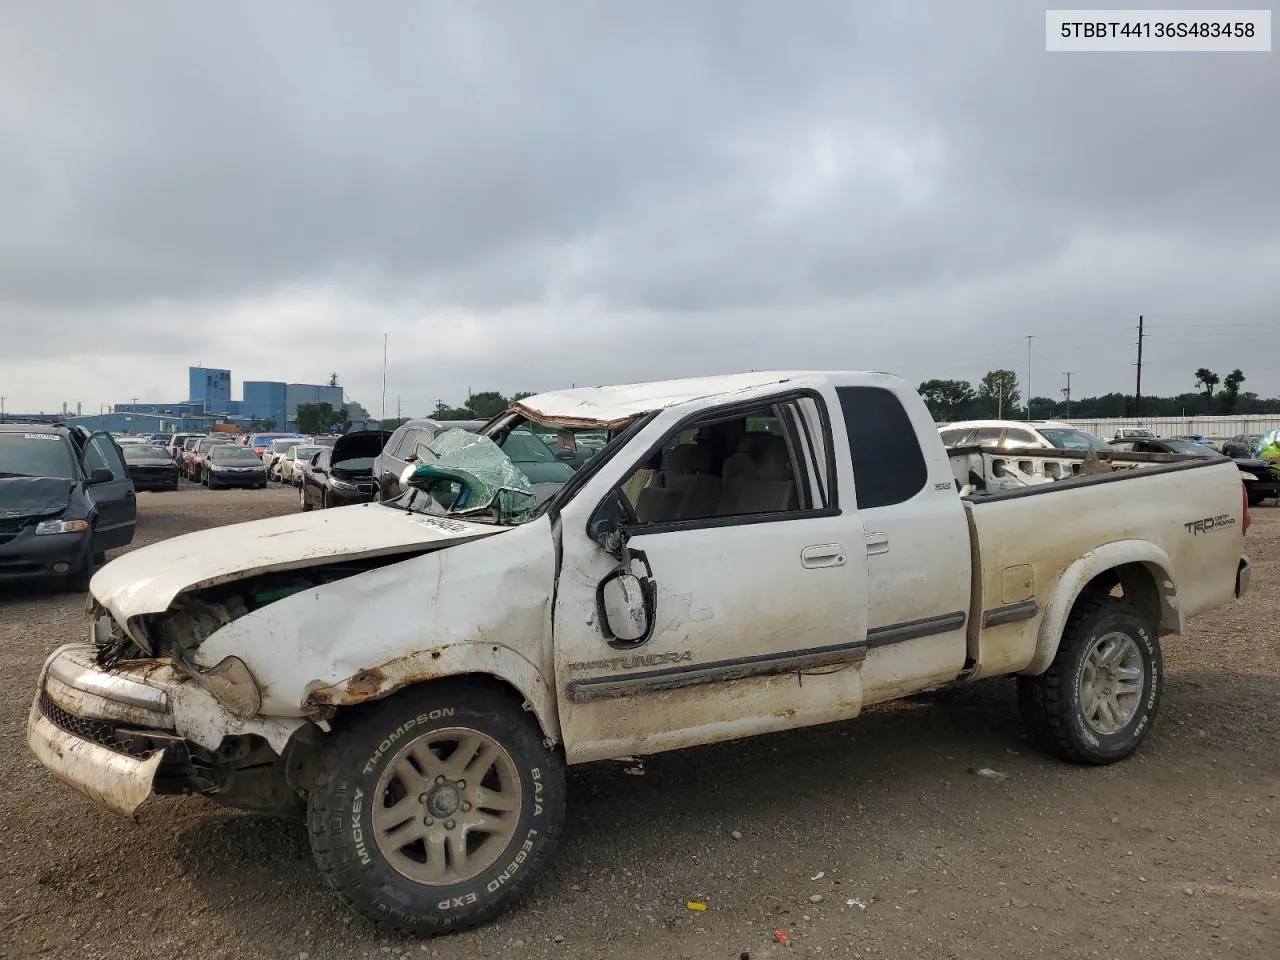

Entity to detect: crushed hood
[90,502,507,624]
[0,477,74,520]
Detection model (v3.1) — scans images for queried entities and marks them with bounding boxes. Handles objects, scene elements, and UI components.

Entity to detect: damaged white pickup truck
[28,371,1253,935]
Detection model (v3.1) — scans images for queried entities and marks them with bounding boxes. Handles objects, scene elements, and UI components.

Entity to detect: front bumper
[0,530,89,583]
[208,469,266,487]
[129,470,179,491]
[25,643,304,816]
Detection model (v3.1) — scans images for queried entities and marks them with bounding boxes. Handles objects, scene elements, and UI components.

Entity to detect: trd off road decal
[1183,515,1236,535]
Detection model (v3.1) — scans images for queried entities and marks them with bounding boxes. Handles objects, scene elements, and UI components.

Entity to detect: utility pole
[380,333,388,423]
[997,382,1004,419]
[0,396,5,416]
[397,395,401,421]
[1026,336,1034,419]
[1061,372,1074,419]
[1134,315,1145,417]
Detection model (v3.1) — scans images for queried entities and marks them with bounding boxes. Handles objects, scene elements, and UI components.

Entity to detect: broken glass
[406,429,536,522]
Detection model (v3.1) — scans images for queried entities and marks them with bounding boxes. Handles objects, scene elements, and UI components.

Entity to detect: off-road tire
[300,486,312,511]
[1018,592,1162,765]
[307,684,566,935]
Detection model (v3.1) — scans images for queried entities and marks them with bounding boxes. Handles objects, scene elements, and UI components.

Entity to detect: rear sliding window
[835,386,928,509]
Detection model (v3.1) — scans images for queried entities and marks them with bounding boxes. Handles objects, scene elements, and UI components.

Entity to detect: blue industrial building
[74,367,353,435]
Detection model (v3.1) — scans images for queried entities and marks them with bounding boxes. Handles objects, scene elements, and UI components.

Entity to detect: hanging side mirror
[596,550,656,648]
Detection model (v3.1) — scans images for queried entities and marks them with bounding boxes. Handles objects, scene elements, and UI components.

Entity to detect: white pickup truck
[27,371,1252,935]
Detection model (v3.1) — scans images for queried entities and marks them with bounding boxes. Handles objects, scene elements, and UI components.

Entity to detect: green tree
[295,401,350,434]
[511,391,536,403]
[917,379,976,421]
[976,370,1020,418]
[465,391,509,418]
[1194,368,1219,412]
[379,417,410,431]
[1217,369,1245,413]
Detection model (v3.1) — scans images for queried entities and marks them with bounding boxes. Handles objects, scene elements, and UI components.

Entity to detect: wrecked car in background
[26,372,1251,936]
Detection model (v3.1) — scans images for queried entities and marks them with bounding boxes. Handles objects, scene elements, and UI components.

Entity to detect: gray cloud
[1,1,1277,416]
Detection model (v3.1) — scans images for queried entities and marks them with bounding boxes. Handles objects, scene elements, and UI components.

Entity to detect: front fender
[1023,539,1179,676]
[304,641,560,744]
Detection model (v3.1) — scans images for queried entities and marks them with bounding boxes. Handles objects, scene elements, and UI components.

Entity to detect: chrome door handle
[801,543,846,568]
[865,532,889,555]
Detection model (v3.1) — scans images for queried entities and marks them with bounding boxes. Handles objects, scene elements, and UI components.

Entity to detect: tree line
[920,368,1280,422]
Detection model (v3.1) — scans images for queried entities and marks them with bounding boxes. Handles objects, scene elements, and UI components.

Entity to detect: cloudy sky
[1,2,1277,417]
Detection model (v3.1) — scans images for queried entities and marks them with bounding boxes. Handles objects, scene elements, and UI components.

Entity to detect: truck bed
[950,446,1245,683]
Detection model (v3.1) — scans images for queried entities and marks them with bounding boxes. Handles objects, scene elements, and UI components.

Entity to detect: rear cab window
[834,386,928,509]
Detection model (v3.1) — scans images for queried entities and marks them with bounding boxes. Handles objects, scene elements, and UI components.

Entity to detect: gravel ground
[2,485,1277,960]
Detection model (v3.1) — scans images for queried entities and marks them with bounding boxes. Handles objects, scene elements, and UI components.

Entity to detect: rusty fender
[305,641,561,745]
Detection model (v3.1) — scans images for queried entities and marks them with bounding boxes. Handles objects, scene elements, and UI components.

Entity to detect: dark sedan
[202,445,268,489]
[121,444,180,491]
[1111,436,1280,505]
[301,430,389,510]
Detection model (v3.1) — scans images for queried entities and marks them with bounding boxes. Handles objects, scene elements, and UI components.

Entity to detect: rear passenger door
[832,386,972,704]
[553,391,870,763]
[82,433,136,550]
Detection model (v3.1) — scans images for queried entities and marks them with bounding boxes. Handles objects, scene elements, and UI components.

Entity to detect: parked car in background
[202,444,268,489]
[121,444,180,491]
[300,430,388,510]
[1109,435,1280,505]
[940,419,1114,452]
[492,423,577,482]
[1222,433,1263,459]
[263,437,309,480]
[113,436,147,446]
[373,418,450,501]
[166,433,205,460]
[186,436,235,480]
[308,435,338,447]
[0,421,135,590]
[1171,434,1218,449]
[243,432,302,461]
[278,444,323,486]
[1113,428,1155,440]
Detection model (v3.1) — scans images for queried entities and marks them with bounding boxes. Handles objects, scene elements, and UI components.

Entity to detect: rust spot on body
[346,667,386,699]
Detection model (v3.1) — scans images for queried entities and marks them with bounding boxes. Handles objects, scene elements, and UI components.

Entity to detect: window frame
[834,385,930,510]
[593,388,841,538]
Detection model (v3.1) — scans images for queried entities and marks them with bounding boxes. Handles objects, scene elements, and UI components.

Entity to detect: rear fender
[1023,540,1180,675]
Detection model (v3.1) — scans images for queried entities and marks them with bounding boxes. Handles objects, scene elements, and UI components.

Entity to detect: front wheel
[307,685,566,935]
[1018,593,1162,765]
[300,486,312,512]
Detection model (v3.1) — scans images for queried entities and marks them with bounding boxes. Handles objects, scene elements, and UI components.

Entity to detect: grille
[38,692,163,760]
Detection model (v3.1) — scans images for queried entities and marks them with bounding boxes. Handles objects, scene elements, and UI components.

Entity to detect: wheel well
[1079,562,1167,634]
[325,672,551,740]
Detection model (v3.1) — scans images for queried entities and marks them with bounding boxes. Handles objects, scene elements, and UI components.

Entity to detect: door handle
[801,543,846,569]
[865,532,889,555]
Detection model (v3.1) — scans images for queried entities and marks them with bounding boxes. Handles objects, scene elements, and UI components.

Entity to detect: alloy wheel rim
[372,727,523,885]
[1080,631,1144,734]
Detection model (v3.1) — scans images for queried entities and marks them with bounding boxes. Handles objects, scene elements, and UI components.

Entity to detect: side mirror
[405,453,420,464]
[588,487,632,556]
[87,468,113,486]
[596,559,656,648]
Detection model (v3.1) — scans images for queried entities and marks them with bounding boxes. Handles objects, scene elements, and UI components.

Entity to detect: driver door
[552,391,869,764]
[82,432,136,551]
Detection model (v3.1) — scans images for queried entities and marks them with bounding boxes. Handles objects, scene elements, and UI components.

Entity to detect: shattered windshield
[388,417,628,525]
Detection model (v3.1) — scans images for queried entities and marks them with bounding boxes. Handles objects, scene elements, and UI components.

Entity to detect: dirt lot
[1,485,1276,960]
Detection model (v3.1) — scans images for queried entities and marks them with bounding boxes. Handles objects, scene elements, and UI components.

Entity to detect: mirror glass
[601,572,649,642]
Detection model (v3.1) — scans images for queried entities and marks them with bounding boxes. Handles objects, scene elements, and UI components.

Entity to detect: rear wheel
[307,685,566,935]
[1019,592,1161,765]
[1247,489,1268,506]
[300,485,312,512]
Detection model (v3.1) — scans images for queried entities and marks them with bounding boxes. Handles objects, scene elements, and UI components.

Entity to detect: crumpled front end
[26,642,306,817]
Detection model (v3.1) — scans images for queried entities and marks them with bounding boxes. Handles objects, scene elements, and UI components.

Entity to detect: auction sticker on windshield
[23,433,61,441]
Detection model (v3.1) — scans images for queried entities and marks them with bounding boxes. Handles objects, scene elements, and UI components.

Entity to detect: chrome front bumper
[26,643,308,817]
[26,644,179,816]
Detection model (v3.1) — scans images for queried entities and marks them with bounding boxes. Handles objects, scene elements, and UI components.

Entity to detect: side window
[1005,429,1038,446]
[83,435,126,480]
[394,429,422,459]
[973,427,1003,445]
[617,398,822,527]
[834,386,928,509]
[315,449,331,468]
[384,425,407,456]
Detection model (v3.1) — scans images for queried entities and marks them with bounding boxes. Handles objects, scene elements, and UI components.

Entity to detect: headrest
[737,433,792,481]
[662,442,714,475]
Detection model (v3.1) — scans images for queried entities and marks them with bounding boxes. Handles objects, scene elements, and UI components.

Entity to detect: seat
[714,433,797,516]
[634,443,721,523]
